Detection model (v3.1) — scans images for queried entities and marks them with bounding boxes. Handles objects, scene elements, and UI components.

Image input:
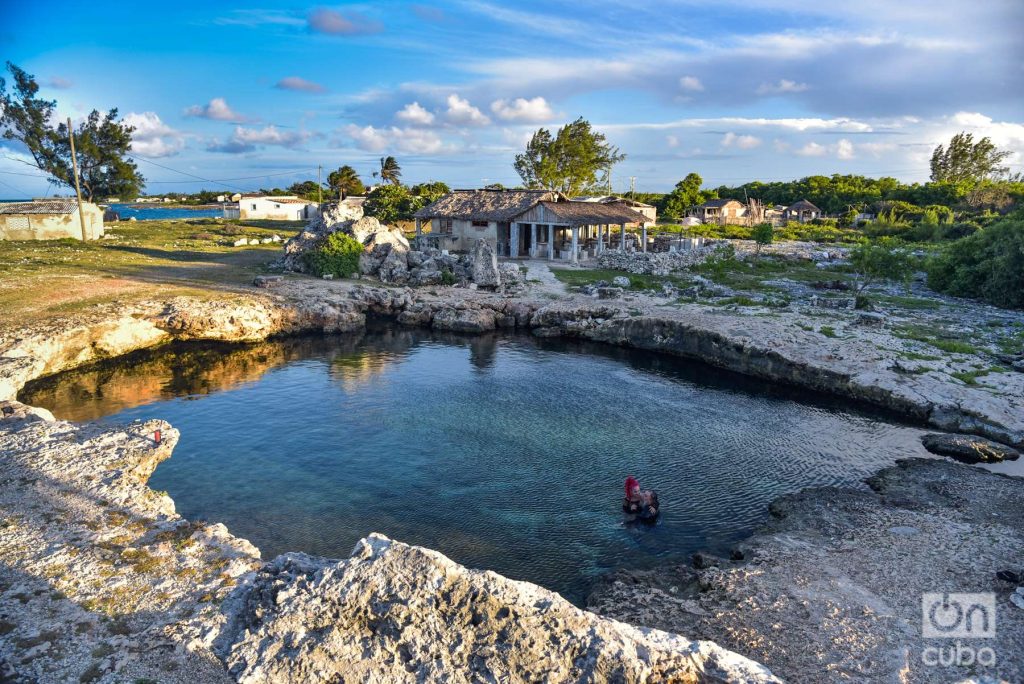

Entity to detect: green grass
[692,256,854,291]
[893,324,979,355]
[871,294,943,310]
[819,326,838,338]
[951,369,990,385]
[898,351,942,361]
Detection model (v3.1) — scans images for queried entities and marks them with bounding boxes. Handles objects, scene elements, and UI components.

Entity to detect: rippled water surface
[23,328,942,602]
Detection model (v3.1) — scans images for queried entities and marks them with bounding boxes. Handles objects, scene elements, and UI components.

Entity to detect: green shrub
[926,214,1024,309]
[440,268,456,286]
[850,238,915,293]
[305,231,363,277]
[751,223,774,255]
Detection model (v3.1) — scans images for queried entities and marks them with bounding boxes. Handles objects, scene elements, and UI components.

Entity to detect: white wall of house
[238,197,319,221]
[0,204,104,241]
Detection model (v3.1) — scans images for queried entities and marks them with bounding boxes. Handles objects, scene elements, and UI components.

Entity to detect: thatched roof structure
[785,199,821,212]
[525,200,648,226]
[414,189,558,221]
[0,200,80,215]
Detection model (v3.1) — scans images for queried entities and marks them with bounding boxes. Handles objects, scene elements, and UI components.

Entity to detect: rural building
[236,195,320,221]
[0,200,104,241]
[413,189,648,263]
[692,199,746,224]
[573,196,657,224]
[782,199,821,223]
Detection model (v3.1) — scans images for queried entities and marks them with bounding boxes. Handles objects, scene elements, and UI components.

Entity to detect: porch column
[548,225,555,260]
[642,223,648,252]
[571,226,579,265]
[597,224,604,254]
[531,223,538,258]
[510,222,520,258]
[414,218,422,249]
[620,223,626,251]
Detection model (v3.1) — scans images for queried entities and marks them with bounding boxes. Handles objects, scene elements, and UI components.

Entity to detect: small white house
[0,200,104,241]
[237,196,320,221]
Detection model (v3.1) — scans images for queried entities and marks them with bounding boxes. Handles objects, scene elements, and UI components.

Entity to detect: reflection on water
[22,326,954,603]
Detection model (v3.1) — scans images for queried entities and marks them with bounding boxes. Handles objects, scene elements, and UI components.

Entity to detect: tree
[0,62,144,201]
[373,156,401,185]
[926,213,1024,309]
[364,184,414,223]
[661,172,705,220]
[513,117,625,196]
[410,180,449,204]
[327,165,365,199]
[751,223,774,256]
[849,238,915,294]
[930,132,1012,184]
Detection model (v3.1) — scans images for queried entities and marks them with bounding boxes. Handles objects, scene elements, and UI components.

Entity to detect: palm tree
[327,165,365,199]
[377,156,402,185]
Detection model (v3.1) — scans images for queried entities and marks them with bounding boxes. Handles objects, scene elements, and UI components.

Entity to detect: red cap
[624,476,639,495]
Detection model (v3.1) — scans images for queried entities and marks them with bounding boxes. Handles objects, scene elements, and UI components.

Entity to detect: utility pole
[67,118,88,241]
[317,165,322,205]
[629,176,636,199]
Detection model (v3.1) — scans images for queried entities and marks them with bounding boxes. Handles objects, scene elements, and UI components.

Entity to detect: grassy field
[0,218,297,326]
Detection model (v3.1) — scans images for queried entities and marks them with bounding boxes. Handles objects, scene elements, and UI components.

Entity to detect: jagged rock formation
[216,535,779,683]
[920,432,1021,463]
[472,238,501,288]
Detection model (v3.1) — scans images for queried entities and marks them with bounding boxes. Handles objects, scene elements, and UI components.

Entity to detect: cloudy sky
[2,0,1023,198]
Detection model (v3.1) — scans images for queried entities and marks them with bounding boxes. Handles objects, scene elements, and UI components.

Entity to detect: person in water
[623,476,659,518]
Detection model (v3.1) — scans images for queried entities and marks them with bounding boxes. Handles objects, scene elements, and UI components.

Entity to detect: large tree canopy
[930,132,1012,184]
[0,62,144,201]
[661,172,714,220]
[513,117,625,196]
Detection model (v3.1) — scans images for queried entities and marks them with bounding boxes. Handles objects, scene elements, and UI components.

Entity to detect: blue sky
[2,0,1023,198]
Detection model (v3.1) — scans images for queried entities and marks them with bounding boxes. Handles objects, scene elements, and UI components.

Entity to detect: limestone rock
[219,534,780,684]
[378,247,410,285]
[471,239,501,289]
[432,306,496,332]
[920,433,1021,463]
[612,275,631,288]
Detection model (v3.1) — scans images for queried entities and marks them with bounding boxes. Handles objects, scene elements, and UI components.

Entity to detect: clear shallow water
[22,328,941,603]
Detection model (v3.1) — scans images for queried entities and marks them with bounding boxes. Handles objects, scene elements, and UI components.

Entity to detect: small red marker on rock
[154,429,161,445]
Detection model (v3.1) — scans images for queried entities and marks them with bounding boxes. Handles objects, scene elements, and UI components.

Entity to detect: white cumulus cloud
[123,112,185,157]
[207,125,310,153]
[836,138,855,159]
[490,96,555,123]
[395,102,436,126]
[795,141,828,156]
[184,97,248,122]
[345,124,445,154]
[721,132,762,149]
[445,94,490,126]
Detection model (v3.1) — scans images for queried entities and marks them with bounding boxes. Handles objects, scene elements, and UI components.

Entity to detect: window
[251,203,257,210]
[439,219,453,234]
[472,220,488,228]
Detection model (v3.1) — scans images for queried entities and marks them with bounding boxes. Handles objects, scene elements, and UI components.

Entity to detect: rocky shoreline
[2,275,1024,682]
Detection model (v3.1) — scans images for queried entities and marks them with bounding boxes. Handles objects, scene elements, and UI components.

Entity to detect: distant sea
[109,203,224,220]
[0,199,225,221]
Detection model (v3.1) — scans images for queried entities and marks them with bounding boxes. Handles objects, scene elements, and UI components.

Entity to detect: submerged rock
[920,432,1021,463]
[218,534,780,683]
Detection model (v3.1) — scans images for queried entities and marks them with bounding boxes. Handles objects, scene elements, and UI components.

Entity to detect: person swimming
[623,476,659,520]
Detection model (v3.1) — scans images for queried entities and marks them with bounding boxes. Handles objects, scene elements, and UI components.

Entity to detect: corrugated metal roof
[0,200,79,215]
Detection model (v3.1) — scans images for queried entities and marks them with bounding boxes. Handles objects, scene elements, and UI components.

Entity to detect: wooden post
[510,222,519,259]
[531,223,537,258]
[415,218,422,249]
[548,225,554,260]
[67,118,88,241]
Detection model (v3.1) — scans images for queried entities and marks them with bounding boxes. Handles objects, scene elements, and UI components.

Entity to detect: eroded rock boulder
[471,239,501,289]
[219,534,779,683]
[920,433,1021,463]
[432,306,496,332]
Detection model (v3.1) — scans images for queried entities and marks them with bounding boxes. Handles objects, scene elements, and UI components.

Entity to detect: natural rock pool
[22,326,942,603]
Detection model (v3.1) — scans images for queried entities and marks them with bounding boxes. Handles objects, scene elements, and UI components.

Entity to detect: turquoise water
[108,203,223,220]
[22,329,938,603]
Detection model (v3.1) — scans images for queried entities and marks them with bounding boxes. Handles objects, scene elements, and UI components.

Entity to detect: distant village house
[692,199,746,224]
[0,200,104,241]
[231,195,321,221]
[782,200,821,223]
